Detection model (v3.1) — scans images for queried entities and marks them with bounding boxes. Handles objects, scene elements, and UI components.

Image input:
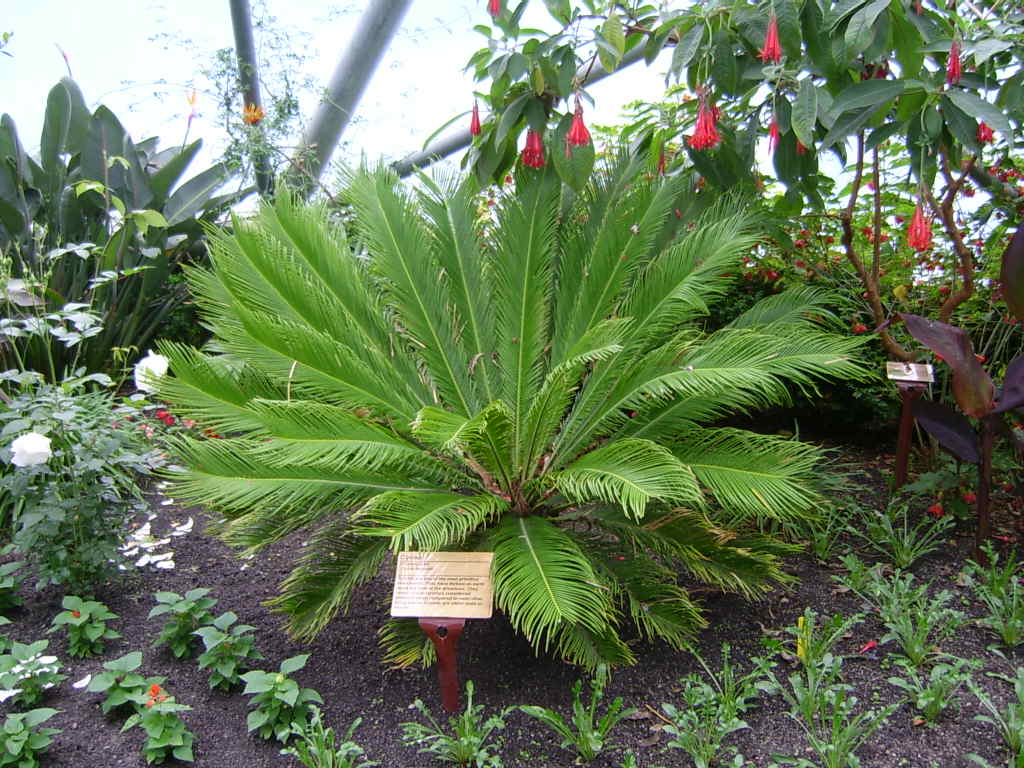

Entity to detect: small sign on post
[885,362,934,489]
[391,552,494,713]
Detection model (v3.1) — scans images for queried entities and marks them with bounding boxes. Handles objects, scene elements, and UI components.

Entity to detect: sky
[1,0,674,187]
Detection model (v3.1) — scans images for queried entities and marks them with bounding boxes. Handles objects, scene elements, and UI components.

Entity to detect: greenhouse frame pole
[391,43,651,178]
[228,0,274,197]
[286,0,414,195]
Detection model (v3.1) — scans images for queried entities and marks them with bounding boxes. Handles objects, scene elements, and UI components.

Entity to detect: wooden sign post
[885,362,934,489]
[391,551,494,712]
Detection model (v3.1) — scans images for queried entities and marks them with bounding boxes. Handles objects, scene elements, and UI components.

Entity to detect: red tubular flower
[488,0,500,17]
[946,39,962,86]
[688,98,721,150]
[977,121,995,144]
[906,203,933,251]
[768,116,780,154]
[759,13,782,63]
[470,101,481,136]
[567,97,591,147]
[520,129,546,168]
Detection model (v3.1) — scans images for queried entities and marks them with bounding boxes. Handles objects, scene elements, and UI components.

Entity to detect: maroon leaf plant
[900,228,1024,559]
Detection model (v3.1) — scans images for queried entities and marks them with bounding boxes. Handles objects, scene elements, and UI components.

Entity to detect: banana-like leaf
[1001,227,1024,322]
[164,162,230,225]
[901,313,994,418]
[912,398,980,464]
[995,355,1024,414]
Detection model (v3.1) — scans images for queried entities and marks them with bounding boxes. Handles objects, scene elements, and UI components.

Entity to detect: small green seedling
[48,595,120,657]
[122,683,195,764]
[401,681,509,768]
[195,611,262,691]
[280,707,378,768]
[241,654,323,743]
[0,708,60,768]
[0,640,66,707]
[149,588,217,658]
[86,651,156,714]
[0,561,25,613]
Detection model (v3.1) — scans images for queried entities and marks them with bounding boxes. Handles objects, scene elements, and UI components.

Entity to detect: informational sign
[885,362,935,384]
[391,552,494,619]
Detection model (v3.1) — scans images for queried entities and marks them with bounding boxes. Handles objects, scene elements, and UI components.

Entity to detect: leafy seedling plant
[280,707,378,768]
[864,570,965,668]
[0,640,66,706]
[661,644,760,768]
[0,561,25,613]
[0,616,10,654]
[149,588,217,658]
[757,609,862,726]
[241,654,323,744]
[519,662,635,762]
[86,651,157,714]
[967,668,1024,768]
[401,680,510,768]
[194,611,262,690]
[122,683,195,764]
[48,595,120,657]
[849,502,954,569]
[0,708,60,768]
[771,686,899,768]
[888,656,978,725]
[964,543,1024,650]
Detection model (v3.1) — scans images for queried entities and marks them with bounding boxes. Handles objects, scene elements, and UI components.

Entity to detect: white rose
[10,432,52,467]
[134,350,169,393]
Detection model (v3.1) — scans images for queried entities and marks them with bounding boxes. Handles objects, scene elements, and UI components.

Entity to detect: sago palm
[158,156,865,668]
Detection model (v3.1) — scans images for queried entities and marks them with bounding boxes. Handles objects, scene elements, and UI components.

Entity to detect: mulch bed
[3,443,1021,768]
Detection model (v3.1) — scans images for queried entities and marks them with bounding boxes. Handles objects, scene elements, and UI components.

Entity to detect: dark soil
[3,444,1021,768]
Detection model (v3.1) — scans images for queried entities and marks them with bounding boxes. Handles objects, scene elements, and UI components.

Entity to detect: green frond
[267,522,391,640]
[488,516,613,652]
[418,173,498,403]
[492,166,560,464]
[166,436,443,522]
[352,491,507,552]
[726,285,840,330]
[378,618,437,669]
[549,438,703,520]
[549,621,636,670]
[345,168,479,415]
[612,396,720,443]
[156,342,281,434]
[412,401,515,490]
[601,554,706,650]
[673,428,825,523]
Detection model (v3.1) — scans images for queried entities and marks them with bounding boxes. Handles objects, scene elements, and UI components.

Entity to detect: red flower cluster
[520,129,545,168]
[469,101,481,136]
[851,323,868,334]
[963,491,977,503]
[759,14,782,63]
[946,40,962,86]
[977,121,995,144]
[145,683,169,709]
[906,203,933,251]
[927,502,945,517]
[566,97,591,147]
[154,409,176,427]
[689,97,720,151]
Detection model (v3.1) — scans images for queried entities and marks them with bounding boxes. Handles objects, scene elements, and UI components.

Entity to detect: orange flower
[148,684,163,698]
[71,610,81,618]
[242,103,265,125]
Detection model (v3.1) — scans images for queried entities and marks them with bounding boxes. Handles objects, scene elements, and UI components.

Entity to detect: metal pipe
[391,41,652,178]
[286,0,414,194]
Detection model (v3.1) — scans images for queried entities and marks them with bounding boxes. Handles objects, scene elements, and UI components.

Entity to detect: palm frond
[345,168,479,415]
[492,166,560,464]
[488,515,613,652]
[550,621,636,670]
[726,285,841,330]
[267,521,391,640]
[673,427,825,522]
[412,401,515,490]
[378,618,437,669]
[549,438,703,520]
[352,491,507,552]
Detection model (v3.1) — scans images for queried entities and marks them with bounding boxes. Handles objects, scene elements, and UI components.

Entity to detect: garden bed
[3,444,1021,768]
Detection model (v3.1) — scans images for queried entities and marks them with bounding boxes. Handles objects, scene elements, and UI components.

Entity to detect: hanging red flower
[567,97,591,147]
[768,116,780,154]
[759,13,782,63]
[488,0,501,18]
[521,129,546,168]
[946,39,962,86]
[688,97,720,150]
[906,203,933,252]
[977,121,995,144]
[470,101,481,136]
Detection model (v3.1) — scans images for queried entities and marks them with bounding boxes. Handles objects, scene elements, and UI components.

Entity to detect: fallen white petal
[0,689,21,702]
[73,674,92,689]
[155,560,176,570]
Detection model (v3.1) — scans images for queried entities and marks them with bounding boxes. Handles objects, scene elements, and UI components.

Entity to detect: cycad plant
[159,157,865,668]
